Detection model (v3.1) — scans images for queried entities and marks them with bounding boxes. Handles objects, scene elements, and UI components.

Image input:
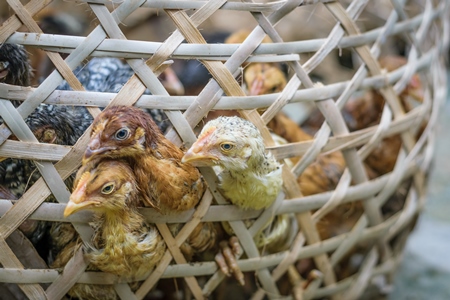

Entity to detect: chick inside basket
[0,0,445,299]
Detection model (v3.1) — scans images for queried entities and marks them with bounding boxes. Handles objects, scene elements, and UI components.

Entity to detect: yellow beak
[182,148,219,167]
[63,199,97,217]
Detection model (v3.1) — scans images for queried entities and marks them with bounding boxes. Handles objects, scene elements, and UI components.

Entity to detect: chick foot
[215,236,245,285]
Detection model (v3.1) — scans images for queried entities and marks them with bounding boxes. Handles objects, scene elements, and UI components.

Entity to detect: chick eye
[115,127,130,140]
[101,183,115,194]
[220,143,234,151]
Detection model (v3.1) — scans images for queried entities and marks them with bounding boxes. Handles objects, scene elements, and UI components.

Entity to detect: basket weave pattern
[0,0,449,299]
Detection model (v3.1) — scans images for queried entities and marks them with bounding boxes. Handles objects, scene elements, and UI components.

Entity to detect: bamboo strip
[0,0,52,42]
[0,239,47,299]
[114,283,138,300]
[45,247,89,300]
[73,0,335,11]
[342,248,378,300]
[6,7,441,58]
[156,224,204,300]
[0,210,406,285]
[0,140,71,161]
[0,47,433,108]
[0,156,422,225]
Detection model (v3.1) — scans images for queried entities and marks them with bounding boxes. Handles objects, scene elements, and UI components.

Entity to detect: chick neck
[94,203,144,248]
[219,149,282,210]
[89,202,158,278]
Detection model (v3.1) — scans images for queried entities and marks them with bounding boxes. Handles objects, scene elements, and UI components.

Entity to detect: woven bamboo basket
[0,0,449,299]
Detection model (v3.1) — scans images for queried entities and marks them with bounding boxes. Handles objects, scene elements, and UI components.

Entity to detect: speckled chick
[183,116,282,210]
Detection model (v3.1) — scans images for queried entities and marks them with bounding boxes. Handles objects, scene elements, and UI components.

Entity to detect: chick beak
[64,193,100,217]
[182,147,219,167]
[0,157,6,163]
[249,75,264,96]
[159,67,185,96]
[83,137,114,162]
[64,172,97,217]
[182,127,219,167]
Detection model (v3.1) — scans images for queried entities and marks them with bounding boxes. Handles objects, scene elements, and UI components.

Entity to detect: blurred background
[389,71,450,300]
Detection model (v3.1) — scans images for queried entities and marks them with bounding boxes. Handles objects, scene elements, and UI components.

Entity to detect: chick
[83,105,205,213]
[183,116,297,283]
[54,158,166,299]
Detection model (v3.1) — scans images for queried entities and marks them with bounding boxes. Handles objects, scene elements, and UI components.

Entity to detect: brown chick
[54,158,166,299]
[355,57,423,175]
[83,105,205,213]
[302,56,423,133]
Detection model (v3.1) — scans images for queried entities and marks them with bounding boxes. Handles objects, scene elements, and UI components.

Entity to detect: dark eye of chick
[220,143,234,151]
[101,183,115,194]
[115,127,130,140]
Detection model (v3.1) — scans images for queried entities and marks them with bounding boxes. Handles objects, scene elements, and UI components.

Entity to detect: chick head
[64,159,137,217]
[182,116,266,171]
[83,106,161,163]
[244,62,287,96]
